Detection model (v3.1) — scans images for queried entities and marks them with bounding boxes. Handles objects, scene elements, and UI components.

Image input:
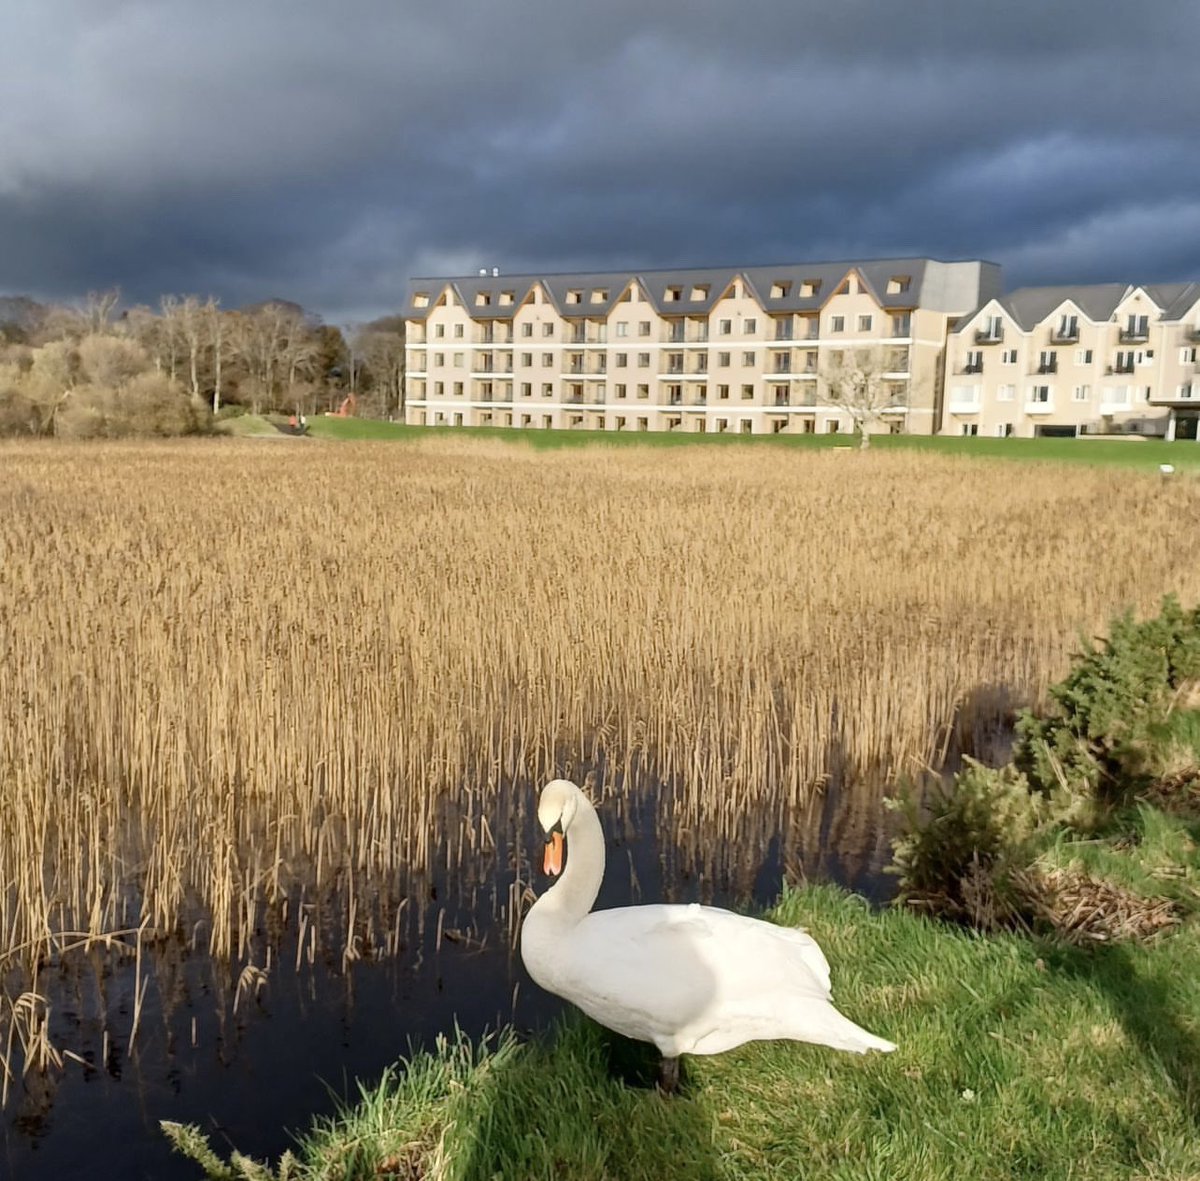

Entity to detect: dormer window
[475,291,491,306]
[412,292,430,308]
[770,281,791,299]
[566,290,582,305]
[665,286,682,302]
[590,289,608,304]
[800,279,822,298]
[499,291,514,306]
[887,275,911,294]
[689,284,709,301]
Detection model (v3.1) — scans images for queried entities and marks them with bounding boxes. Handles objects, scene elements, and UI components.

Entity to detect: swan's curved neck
[542,792,605,924]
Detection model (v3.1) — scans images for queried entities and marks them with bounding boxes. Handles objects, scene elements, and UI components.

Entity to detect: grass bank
[303,414,1200,470]
[165,882,1199,1180]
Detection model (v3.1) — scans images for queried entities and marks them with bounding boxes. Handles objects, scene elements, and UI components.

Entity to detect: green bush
[890,759,1048,926]
[1014,596,1200,804]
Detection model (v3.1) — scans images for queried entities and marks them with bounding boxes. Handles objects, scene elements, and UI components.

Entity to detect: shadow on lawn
[1051,941,1200,1130]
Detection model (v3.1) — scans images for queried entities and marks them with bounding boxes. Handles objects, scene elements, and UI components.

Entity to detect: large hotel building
[402,261,1200,441]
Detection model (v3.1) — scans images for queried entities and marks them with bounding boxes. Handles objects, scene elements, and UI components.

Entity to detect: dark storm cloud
[2,1,1197,321]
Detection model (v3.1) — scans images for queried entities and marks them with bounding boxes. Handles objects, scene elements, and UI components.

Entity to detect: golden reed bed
[1,436,1197,983]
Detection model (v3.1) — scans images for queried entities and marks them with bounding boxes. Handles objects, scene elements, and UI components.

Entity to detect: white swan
[520,779,896,1090]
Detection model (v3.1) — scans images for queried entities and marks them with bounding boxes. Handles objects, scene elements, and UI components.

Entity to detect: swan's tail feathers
[796,1005,897,1055]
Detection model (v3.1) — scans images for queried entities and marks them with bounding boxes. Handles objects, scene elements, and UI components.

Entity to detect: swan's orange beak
[543,830,564,876]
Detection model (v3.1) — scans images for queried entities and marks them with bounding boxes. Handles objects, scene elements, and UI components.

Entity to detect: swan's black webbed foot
[657,1055,680,1094]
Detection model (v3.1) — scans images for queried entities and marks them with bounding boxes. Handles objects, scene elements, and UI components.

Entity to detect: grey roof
[404,257,1001,321]
[955,282,1200,332]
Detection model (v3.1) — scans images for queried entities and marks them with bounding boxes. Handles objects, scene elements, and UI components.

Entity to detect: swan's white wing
[544,904,834,1053]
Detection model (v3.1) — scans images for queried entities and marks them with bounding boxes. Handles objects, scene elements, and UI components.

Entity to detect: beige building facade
[944,283,1200,440]
[403,259,1001,436]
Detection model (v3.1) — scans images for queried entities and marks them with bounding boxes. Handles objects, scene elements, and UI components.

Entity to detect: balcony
[960,363,983,375]
[1187,326,1200,342]
[1036,362,1058,375]
[773,394,791,407]
[1024,400,1054,414]
[1100,395,1132,414]
[664,325,686,343]
[1050,327,1079,344]
[773,324,794,341]
[1119,325,1150,343]
[773,359,792,374]
[974,327,1004,344]
[1110,361,1135,375]
[947,393,980,413]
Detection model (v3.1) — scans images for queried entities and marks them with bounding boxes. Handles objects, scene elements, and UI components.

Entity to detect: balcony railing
[960,363,983,375]
[1037,362,1058,375]
[773,359,792,374]
[774,325,794,341]
[1050,328,1078,344]
[974,327,1004,344]
[1119,326,1150,343]
[1111,362,1135,375]
[1187,326,1200,342]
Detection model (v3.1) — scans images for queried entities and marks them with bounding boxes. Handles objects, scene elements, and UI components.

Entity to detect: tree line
[0,290,404,437]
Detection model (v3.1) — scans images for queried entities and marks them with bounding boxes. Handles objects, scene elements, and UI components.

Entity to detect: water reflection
[1,772,900,1180]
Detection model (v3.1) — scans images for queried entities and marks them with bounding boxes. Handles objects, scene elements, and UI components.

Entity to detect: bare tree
[354,317,405,418]
[205,298,226,414]
[82,289,121,335]
[175,296,206,400]
[819,345,911,450]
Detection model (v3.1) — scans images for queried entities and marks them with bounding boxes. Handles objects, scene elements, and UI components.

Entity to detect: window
[1073,384,1091,402]
[638,321,651,337]
[665,286,682,302]
[743,351,756,366]
[770,281,791,298]
[637,417,649,431]
[566,290,582,305]
[1001,348,1018,365]
[690,284,709,301]
[826,419,841,433]
[453,324,464,338]
[997,384,1015,402]
[475,292,491,306]
[615,416,626,430]
[590,289,607,303]
[500,291,514,306]
[542,383,553,397]
[542,353,553,367]
[719,319,732,335]
[1115,350,1135,373]
[800,278,822,297]
[434,324,445,338]
[744,318,757,334]
[433,381,444,396]
[961,423,979,436]
[1180,346,1197,364]
[741,384,754,400]
[996,423,1014,437]
[453,381,464,396]
[891,313,911,338]
[413,292,430,307]
[1029,385,1051,403]
[717,384,730,399]
[1037,350,1057,374]
[542,323,554,337]
[433,352,444,366]
[638,353,650,368]
[616,322,628,337]
[831,316,845,333]
[521,322,533,337]
[717,351,730,367]
[858,315,873,332]
[1056,313,1078,339]
[453,352,464,367]
[615,384,627,399]
[1075,348,1093,365]
[887,275,911,294]
[740,419,753,434]
[520,382,532,397]
[637,384,649,399]
[616,353,627,367]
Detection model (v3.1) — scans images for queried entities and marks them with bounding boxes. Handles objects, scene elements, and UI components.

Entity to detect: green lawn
[300,416,1200,471]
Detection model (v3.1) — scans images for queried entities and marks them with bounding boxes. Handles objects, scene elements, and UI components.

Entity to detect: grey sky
[2,1,1197,323]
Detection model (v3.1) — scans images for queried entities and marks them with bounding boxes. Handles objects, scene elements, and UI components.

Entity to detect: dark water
[1,782,898,1181]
